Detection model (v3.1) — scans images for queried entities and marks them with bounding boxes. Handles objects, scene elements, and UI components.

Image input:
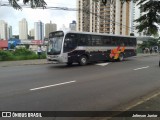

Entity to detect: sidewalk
[136,53,158,57]
[0,59,48,67]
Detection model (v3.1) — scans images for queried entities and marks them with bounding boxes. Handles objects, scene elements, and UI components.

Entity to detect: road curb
[0,59,51,67]
[134,53,158,58]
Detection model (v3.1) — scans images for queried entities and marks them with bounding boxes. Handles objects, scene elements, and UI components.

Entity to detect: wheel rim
[119,54,123,61]
[81,57,86,64]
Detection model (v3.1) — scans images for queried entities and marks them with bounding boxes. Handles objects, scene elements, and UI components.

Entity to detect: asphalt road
[0,55,160,120]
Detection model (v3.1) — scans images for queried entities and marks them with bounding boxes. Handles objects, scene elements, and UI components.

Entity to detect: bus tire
[79,55,88,66]
[118,53,124,62]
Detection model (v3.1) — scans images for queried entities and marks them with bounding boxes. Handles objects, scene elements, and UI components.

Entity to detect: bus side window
[120,39,124,46]
[133,38,137,46]
[123,38,128,46]
[97,36,102,46]
[78,34,87,46]
[102,36,111,46]
[128,38,133,46]
[111,37,117,46]
[86,35,92,46]
[92,35,102,46]
[128,38,136,46]
[64,33,78,52]
[92,36,97,46]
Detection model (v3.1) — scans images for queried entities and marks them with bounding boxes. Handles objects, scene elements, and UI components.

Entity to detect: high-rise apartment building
[29,29,34,37]
[8,26,12,39]
[34,21,44,40]
[29,28,34,39]
[45,21,57,38]
[19,18,28,40]
[77,0,133,35]
[0,20,8,40]
[69,20,76,31]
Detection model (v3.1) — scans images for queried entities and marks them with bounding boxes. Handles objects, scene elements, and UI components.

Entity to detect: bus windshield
[47,32,64,55]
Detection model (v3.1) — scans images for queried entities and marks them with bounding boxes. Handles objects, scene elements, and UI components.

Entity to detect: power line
[0,1,135,30]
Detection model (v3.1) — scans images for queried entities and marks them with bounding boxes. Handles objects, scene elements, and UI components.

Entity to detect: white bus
[47,31,137,65]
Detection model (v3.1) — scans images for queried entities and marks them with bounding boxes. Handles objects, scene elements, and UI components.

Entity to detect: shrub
[41,52,46,59]
[13,48,34,56]
[0,50,14,61]
[0,48,46,61]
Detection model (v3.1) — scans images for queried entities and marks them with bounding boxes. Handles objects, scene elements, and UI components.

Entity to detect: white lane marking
[134,66,149,71]
[30,81,76,91]
[125,91,160,111]
[96,63,110,66]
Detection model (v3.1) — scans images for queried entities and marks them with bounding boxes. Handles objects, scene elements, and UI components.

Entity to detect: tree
[25,44,30,49]
[8,0,47,9]
[139,38,159,49]
[10,44,15,49]
[135,0,160,36]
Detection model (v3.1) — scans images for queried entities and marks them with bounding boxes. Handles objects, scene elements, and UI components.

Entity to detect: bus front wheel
[79,55,88,66]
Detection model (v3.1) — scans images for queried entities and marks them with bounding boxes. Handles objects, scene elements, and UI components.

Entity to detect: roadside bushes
[14,48,34,56]
[0,50,14,61]
[13,48,38,60]
[0,48,46,61]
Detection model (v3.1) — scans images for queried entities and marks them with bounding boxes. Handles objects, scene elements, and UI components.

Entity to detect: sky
[0,0,77,35]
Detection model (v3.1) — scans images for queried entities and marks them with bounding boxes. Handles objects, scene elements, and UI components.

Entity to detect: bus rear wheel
[118,53,124,62]
[79,55,88,66]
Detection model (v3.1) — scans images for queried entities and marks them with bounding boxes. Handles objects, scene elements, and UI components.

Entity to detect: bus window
[63,33,78,53]
[86,35,92,46]
[111,36,117,46]
[78,34,87,46]
[116,38,121,46]
[92,35,102,46]
[126,38,136,46]
[92,36,97,46]
[102,36,111,46]
[129,38,136,46]
[123,38,129,46]
[97,36,102,46]
[128,38,131,46]
[133,38,137,46]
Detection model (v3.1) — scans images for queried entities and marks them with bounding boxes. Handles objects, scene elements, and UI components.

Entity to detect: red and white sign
[31,40,43,45]
[0,40,8,49]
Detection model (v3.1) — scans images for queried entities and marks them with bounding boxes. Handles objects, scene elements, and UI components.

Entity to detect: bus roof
[59,30,137,38]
